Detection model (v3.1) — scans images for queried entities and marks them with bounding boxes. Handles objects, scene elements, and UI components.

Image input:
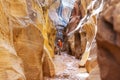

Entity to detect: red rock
[97,1,120,80]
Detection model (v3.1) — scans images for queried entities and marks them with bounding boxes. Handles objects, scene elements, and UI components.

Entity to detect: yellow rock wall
[0,0,56,80]
[0,0,26,80]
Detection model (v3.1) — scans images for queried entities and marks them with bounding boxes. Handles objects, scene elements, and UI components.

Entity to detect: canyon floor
[44,52,89,80]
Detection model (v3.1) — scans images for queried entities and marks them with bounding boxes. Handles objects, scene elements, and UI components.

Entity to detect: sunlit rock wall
[65,0,103,66]
[96,0,120,80]
[0,0,26,80]
[0,0,56,80]
[85,42,98,73]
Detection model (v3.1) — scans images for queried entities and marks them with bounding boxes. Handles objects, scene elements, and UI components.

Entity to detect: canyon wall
[49,0,75,43]
[64,0,120,80]
[65,0,101,67]
[0,0,56,80]
[1,0,120,80]
[96,0,120,80]
[65,0,103,79]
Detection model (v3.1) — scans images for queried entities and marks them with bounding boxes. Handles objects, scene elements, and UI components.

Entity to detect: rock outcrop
[0,0,56,80]
[96,0,120,80]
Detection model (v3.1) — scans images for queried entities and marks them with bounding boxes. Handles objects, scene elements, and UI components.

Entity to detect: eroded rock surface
[0,1,25,80]
[86,65,100,80]
[97,0,120,80]
[65,0,103,67]
[0,0,56,80]
[85,42,98,73]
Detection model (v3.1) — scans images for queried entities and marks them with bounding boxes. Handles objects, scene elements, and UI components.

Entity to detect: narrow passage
[44,52,89,80]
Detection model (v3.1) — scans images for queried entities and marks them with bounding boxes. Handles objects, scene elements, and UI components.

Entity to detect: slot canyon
[0,0,120,80]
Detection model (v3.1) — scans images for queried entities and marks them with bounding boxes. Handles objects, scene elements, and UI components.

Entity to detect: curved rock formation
[2,0,120,80]
[97,0,120,80]
[0,0,57,80]
[0,0,25,79]
[49,0,75,43]
[65,0,103,67]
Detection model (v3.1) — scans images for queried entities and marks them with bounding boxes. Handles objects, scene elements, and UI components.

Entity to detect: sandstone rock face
[42,50,55,77]
[0,47,25,80]
[0,0,25,80]
[85,42,98,73]
[86,65,101,80]
[74,30,87,59]
[0,0,56,80]
[65,0,103,67]
[49,0,75,44]
[96,0,120,80]
[13,25,44,80]
[65,0,83,57]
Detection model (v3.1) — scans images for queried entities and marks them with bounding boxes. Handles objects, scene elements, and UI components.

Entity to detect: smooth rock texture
[13,24,44,80]
[0,1,25,80]
[85,42,98,73]
[0,0,56,80]
[86,65,101,80]
[42,49,55,77]
[74,30,87,59]
[0,46,25,80]
[65,0,102,67]
[96,0,120,80]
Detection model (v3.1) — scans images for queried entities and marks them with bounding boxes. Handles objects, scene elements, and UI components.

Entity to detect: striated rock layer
[0,0,56,80]
[85,42,98,73]
[0,0,25,79]
[96,0,120,80]
[65,0,103,67]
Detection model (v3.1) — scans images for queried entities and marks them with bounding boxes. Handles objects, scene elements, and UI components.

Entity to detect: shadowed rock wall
[96,0,120,80]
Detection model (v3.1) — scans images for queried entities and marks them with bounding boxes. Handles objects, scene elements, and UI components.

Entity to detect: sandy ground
[44,52,89,80]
